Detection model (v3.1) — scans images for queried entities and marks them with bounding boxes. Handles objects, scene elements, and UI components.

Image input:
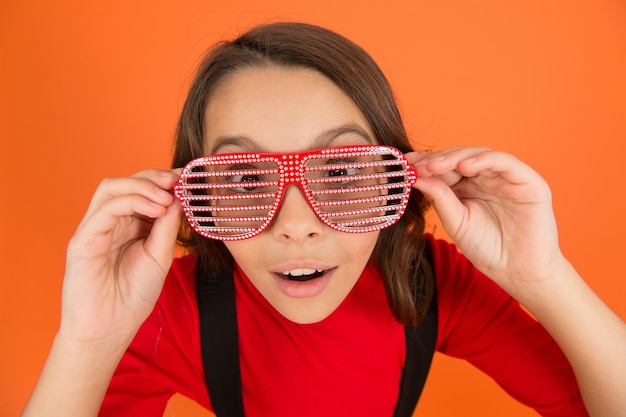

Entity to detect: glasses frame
[174,145,417,241]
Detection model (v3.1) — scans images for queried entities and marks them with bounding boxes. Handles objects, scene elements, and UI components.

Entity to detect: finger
[414,147,492,172]
[404,150,432,165]
[75,194,171,243]
[144,200,182,274]
[408,147,492,187]
[407,150,463,186]
[412,175,467,235]
[405,147,463,167]
[83,170,178,223]
[455,151,552,201]
[453,150,545,186]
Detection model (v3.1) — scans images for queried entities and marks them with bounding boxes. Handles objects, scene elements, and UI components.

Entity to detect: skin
[204,66,380,324]
[21,66,626,416]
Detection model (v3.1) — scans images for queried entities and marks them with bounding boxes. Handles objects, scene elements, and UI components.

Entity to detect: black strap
[196,266,245,417]
[197,243,437,417]
[394,241,438,417]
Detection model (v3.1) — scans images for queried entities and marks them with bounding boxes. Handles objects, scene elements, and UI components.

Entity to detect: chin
[275,299,341,324]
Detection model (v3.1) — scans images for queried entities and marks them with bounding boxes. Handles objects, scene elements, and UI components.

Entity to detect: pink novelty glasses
[174,145,417,241]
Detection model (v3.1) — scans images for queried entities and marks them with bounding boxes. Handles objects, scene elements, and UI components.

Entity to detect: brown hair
[172,22,433,325]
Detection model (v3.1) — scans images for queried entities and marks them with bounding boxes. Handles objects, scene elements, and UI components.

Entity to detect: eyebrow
[209,123,374,155]
[209,135,260,154]
[313,124,374,148]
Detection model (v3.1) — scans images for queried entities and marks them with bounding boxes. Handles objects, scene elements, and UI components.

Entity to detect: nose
[270,185,325,242]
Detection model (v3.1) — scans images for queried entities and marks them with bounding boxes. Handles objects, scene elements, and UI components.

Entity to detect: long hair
[172,22,433,325]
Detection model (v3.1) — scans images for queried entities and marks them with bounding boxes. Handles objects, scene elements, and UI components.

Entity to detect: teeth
[282,268,323,277]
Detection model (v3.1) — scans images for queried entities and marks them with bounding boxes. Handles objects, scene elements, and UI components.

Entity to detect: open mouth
[279,268,327,282]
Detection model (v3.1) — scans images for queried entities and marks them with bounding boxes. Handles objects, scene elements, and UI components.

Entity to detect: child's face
[203,65,380,324]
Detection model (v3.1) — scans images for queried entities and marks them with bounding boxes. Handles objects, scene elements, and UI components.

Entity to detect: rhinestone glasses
[174,145,417,240]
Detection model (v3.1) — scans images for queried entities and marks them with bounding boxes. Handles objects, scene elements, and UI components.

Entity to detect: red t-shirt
[100,236,587,416]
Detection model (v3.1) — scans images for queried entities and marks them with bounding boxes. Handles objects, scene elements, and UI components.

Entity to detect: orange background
[1,1,625,416]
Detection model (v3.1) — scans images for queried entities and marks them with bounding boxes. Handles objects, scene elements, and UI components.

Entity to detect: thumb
[144,200,182,274]
[414,176,466,237]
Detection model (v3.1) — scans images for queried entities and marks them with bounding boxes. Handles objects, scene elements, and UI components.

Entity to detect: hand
[407,147,564,291]
[60,169,182,345]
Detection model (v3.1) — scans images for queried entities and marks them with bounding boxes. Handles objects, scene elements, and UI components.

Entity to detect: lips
[272,266,336,298]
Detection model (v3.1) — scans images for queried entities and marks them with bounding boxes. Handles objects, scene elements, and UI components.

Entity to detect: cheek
[344,232,379,254]
[223,240,262,266]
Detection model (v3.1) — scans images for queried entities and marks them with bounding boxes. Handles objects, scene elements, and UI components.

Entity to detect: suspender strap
[197,241,437,417]
[393,240,438,417]
[196,266,245,417]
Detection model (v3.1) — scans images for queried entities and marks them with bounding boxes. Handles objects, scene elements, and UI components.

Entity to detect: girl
[22,22,626,417]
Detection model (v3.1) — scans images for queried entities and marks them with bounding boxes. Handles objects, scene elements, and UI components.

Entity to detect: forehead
[203,65,375,154]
